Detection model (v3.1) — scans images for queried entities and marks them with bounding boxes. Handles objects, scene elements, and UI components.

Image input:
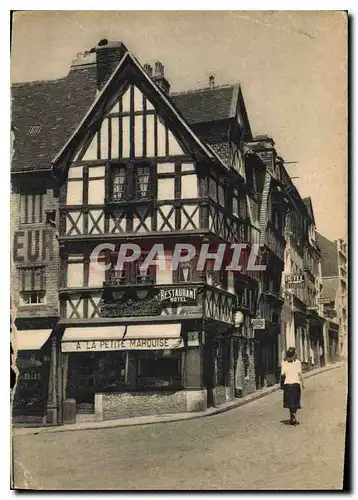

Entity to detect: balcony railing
[104,271,155,287]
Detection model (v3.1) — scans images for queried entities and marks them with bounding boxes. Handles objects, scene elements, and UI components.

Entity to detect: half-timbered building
[12,39,312,424]
[279,173,325,372]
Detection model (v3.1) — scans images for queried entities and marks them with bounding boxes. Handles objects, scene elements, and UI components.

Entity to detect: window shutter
[23,268,32,291]
[33,267,45,290]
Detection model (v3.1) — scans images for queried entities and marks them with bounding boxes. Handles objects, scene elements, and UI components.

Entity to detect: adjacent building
[317,233,348,360]
[11,39,337,425]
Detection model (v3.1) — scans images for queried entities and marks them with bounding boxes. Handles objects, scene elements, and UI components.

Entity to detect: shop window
[13,350,50,413]
[19,266,46,305]
[137,350,181,389]
[66,352,126,404]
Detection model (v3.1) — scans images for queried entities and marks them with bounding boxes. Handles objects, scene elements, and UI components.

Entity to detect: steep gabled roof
[51,51,229,179]
[171,84,239,124]
[316,232,338,277]
[303,196,315,225]
[322,277,339,302]
[11,66,97,173]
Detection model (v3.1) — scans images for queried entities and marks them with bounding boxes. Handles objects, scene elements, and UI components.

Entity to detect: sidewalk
[13,360,345,437]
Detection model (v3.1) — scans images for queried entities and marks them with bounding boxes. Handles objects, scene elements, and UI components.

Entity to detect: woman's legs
[290,408,299,425]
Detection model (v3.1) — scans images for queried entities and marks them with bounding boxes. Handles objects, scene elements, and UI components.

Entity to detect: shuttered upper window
[19,266,46,305]
[20,193,45,224]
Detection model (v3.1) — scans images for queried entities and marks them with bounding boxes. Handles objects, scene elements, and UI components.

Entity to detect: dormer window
[232,148,246,181]
[27,125,42,136]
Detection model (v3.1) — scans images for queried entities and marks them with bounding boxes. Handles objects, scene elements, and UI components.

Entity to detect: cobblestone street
[12,365,347,491]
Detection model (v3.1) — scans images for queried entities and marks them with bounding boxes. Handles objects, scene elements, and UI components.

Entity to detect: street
[12,365,347,490]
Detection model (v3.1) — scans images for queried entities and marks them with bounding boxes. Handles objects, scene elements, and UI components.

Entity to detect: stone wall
[213,386,226,407]
[234,339,257,397]
[98,391,189,420]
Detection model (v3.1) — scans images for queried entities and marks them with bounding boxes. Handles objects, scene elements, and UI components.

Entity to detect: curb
[13,361,345,437]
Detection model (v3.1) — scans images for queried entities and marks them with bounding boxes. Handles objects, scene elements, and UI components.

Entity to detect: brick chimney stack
[95,39,128,91]
[143,63,153,77]
[153,61,170,94]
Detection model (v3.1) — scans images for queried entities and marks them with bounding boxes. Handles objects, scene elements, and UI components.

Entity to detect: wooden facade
[12,39,326,424]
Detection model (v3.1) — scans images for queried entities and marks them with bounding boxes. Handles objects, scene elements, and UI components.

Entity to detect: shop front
[307,313,325,369]
[60,321,207,421]
[12,328,53,424]
[326,321,339,362]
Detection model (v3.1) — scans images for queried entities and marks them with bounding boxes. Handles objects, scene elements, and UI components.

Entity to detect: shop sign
[62,337,184,352]
[285,274,305,287]
[252,318,265,330]
[13,229,54,262]
[158,287,197,304]
[234,311,244,327]
[318,297,331,305]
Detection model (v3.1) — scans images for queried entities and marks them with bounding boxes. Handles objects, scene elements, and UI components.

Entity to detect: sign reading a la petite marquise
[62,337,183,352]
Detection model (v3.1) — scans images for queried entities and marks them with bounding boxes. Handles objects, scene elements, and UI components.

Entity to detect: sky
[10,11,347,241]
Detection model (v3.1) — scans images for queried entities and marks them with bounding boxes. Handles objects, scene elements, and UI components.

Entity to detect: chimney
[143,63,153,77]
[153,61,170,93]
[209,75,215,89]
[95,40,128,91]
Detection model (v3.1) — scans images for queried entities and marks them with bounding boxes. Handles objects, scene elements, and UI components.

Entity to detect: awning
[125,323,181,339]
[62,326,126,342]
[61,323,183,352]
[13,329,52,351]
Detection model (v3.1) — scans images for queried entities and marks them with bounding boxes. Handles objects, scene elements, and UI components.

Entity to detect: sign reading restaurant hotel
[62,337,184,352]
[158,287,197,304]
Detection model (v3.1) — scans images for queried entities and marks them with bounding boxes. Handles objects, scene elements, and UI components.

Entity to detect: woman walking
[281,347,304,425]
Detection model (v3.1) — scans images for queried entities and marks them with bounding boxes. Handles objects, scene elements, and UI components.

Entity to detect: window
[218,185,225,207]
[209,177,226,207]
[137,351,181,389]
[236,287,255,313]
[20,193,45,224]
[19,266,46,305]
[27,125,42,136]
[112,167,126,201]
[108,267,128,285]
[111,164,151,201]
[209,177,217,202]
[135,255,154,284]
[240,193,247,219]
[107,254,155,285]
[232,195,239,217]
[136,166,150,199]
[177,262,193,283]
